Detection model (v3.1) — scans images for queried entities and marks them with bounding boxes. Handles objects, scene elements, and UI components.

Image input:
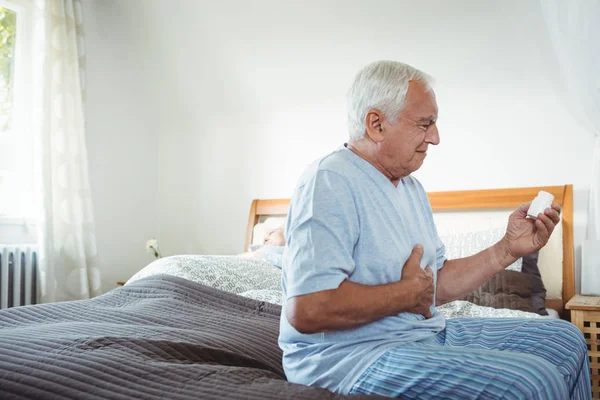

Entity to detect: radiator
[0,245,38,309]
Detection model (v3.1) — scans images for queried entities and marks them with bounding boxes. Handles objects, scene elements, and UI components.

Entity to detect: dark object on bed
[521,251,548,315]
[460,252,549,316]
[0,275,380,400]
[461,269,535,313]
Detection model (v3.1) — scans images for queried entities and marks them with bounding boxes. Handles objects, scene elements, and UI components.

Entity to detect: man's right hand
[401,244,434,318]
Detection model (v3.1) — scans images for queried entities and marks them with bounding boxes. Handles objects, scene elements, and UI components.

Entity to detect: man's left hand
[504,202,561,259]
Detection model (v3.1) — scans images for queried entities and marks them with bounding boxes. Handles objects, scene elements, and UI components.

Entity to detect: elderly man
[278,61,590,399]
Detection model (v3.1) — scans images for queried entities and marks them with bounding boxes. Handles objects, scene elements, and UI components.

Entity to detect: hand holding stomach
[401,244,434,319]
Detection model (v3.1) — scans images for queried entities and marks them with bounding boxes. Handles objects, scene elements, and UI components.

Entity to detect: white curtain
[31,0,101,302]
[540,0,600,240]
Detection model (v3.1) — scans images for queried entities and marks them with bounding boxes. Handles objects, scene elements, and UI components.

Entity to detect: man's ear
[365,109,385,142]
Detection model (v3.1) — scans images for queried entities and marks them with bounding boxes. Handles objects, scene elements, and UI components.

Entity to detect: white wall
[82,0,159,293]
[84,0,595,292]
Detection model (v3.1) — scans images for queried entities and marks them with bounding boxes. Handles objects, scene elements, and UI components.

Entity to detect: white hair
[346,60,434,140]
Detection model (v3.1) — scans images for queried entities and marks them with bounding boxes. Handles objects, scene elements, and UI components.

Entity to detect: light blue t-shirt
[279,145,447,394]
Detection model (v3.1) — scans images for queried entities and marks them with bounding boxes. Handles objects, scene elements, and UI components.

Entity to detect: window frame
[0,0,35,239]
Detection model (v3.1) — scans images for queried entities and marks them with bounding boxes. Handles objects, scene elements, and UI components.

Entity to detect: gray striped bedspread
[0,274,380,400]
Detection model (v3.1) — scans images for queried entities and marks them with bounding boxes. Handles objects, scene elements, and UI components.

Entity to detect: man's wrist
[493,237,519,271]
[394,279,419,314]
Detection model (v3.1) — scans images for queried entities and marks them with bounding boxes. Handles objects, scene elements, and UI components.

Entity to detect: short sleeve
[435,236,447,270]
[282,170,359,299]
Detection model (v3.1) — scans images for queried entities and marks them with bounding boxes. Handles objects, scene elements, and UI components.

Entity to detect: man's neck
[346,141,401,187]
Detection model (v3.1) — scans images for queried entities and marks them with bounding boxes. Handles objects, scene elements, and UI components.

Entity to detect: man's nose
[427,124,440,145]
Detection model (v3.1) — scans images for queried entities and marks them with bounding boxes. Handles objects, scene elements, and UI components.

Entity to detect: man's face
[377,81,440,179]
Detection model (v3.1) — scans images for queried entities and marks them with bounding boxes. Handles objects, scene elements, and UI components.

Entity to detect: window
[0,6,16,132]
[0,0,33,221]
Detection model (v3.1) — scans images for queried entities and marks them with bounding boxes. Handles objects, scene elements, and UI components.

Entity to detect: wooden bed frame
[245,185,575,315]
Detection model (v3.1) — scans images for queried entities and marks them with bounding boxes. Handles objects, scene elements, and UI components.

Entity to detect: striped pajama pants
[350,318,591,399]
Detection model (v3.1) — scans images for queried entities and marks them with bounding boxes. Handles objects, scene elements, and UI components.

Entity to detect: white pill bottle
[527,190,554,219]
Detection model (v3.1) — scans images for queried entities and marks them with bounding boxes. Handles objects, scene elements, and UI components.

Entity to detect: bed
[0,185,575,399]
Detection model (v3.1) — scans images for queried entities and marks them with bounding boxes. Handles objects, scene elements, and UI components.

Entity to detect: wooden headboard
[245,185,575,313]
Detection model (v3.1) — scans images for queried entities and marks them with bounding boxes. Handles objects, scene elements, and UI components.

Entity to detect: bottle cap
[537,190,554,203]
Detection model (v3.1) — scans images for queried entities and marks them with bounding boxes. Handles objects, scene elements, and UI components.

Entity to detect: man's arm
[435,238,514,305]
[287,245,434,334]
[436,202,562,305]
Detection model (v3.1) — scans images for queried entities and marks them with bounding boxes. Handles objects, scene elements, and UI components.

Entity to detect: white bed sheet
[128,255,550,320]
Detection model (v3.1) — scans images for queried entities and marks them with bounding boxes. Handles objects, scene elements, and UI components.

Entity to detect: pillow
[440,228,522,272]
[461,270,535,313]
[521,251,548,315]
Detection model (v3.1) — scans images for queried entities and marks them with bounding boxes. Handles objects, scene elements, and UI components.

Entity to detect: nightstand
[566,295,600,398]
